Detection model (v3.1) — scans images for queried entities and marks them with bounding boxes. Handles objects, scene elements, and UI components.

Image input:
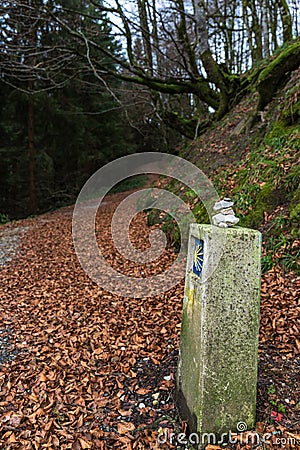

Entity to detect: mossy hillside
[240,183,283,229]
[149,65,300,274]
[208,126,299,273]
[227,129,299,227]
[165,125,299,233]
[289,186,300,237]
[147,127,299,272]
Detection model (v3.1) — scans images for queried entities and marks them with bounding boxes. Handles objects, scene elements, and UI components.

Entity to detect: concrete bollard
[177,224,262,448]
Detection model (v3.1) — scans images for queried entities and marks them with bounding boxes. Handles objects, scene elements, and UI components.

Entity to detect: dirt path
[0,194,182,449]
[0,193,299,449]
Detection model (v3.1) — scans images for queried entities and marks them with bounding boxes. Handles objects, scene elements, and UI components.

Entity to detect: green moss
[241,183,284,228]
[257,41,300,85]
[267,121,292,139]
[147,209,160,226]
[290,205,300,237]
[257,41,300,109]
[193,203,210,224]
[0,213,10,225]
[281,100,300,125]
[286,165,300,193]
[289,187,300,237]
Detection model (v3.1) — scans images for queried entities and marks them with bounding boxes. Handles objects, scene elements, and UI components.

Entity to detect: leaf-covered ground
[0,191,299,449]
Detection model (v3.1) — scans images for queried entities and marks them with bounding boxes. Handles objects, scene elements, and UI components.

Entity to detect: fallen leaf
[78,438,93,449]
[117,422,135,435]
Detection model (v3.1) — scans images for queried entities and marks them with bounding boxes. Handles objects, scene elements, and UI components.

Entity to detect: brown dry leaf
[255,421,265,433]
[44,419,53,431]
[28,393,39,402]
[117,421,135,435]
[286,431,300,440]
[118,435,133,445]
[136,388,151,395]
[77,414,84,427]
[7,433,17,443]
[78,438,93,449]
[38,372,48,382]
[205,446,222,450]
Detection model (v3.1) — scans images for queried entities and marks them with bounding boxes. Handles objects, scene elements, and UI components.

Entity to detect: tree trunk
[137,0,153,74]
[27,0,37,215]
[262,0,270,57]
[270,2,279,49]
[194,0,229,118]
[243,0,263,63]
[277,0,293,42]
[176,0,199,78]
[28,85,37,215]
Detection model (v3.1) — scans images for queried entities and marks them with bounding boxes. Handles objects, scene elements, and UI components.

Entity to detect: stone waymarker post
[177,223,262,447]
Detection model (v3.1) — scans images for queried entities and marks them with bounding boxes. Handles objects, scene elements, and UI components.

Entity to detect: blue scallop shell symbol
[193,239,204,277]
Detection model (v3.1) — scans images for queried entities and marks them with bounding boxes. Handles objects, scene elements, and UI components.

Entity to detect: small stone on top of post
[212,197,239,228]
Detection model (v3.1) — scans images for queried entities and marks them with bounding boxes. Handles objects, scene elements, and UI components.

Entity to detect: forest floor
[0,190,299,449]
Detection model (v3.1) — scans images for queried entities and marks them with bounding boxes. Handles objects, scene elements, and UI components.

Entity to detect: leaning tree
[1,0,300,140]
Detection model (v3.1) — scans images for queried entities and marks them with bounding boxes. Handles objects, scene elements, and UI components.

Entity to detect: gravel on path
[0,225,30,267]
[0,224,30,365]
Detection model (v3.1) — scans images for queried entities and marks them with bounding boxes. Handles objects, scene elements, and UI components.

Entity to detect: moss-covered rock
[241,183,284,229]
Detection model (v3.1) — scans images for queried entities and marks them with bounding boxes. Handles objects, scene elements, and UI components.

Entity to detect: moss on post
[177,224,262,448]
